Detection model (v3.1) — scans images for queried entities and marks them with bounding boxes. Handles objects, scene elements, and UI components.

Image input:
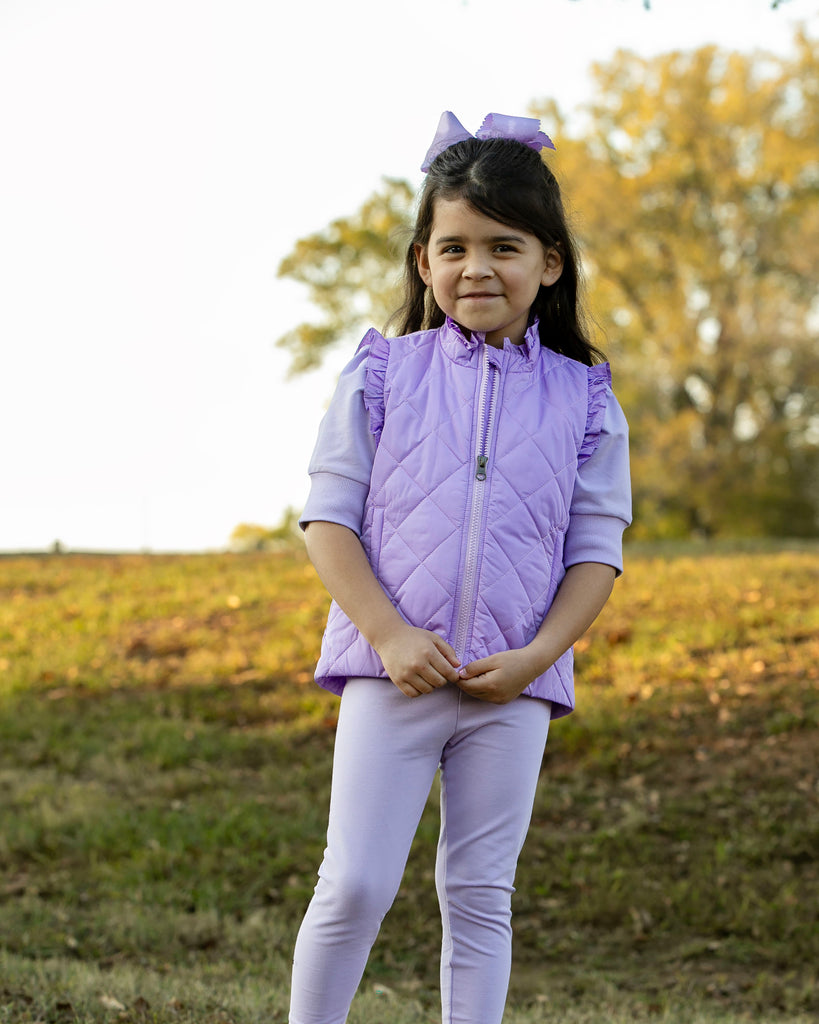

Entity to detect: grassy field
[1,542,817,1023]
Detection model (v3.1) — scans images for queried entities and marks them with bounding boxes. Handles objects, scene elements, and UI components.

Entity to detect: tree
[276,31,819,538]
[276,178,414,374]
[537,30,819,536]
[567,0,799,8]
[230,507,303,551]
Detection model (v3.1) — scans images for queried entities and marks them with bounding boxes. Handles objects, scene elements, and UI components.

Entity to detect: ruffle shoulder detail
[578,362,612,467]
[359,328,390,443]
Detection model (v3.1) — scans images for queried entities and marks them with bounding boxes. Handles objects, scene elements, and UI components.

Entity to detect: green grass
[1,543,818,1022]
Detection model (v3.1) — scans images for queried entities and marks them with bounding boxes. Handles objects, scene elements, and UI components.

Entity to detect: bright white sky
[1,0,816,552]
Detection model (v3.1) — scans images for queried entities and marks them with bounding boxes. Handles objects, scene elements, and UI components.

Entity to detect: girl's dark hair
[388,137,603,366]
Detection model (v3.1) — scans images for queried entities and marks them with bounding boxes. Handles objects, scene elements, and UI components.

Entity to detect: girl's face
[414,198,563,349]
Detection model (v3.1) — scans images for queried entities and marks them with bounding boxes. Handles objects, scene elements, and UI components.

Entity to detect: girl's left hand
[456,648,542,705]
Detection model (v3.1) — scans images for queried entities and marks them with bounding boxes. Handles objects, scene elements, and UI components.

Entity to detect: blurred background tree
[276,178,413,374]
[544,30,819,538]
[230,507,302,552]
[276,30,819,540]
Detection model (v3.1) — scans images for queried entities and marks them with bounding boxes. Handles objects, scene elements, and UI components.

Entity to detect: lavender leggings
[289,677,552,1024]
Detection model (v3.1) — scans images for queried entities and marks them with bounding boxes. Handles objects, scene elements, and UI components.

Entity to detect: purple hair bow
[421,111,555,172]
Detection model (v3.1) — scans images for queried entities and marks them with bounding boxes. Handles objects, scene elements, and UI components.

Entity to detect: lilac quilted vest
[315,318,609,718]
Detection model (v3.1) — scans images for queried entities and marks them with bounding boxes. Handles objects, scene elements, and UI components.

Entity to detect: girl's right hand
[302,522,461,698]
[374,624,462,698]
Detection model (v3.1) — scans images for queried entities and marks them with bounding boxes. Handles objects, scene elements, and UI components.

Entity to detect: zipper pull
[475,455,488,481]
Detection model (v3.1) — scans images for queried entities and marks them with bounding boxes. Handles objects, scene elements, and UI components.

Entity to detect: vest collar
[441,316,541,367]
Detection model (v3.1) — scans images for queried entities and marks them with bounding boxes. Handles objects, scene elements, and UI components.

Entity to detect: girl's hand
[303,523,461,699]
[459,563,618,705]
[374,624,462,699]
[456,647,542,705]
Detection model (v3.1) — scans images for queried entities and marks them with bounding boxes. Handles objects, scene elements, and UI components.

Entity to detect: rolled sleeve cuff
[563,512,629,576]
[299,472,370,536]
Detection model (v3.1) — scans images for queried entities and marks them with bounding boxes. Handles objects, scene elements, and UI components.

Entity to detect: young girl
[290,111,631,1024]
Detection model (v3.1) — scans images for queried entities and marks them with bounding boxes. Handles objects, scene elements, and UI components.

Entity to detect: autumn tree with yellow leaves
[276,179,412,374]
[277,30,819,539]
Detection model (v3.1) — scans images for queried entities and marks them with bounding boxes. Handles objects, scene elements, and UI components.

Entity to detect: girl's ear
[541,247,564,287]
[414,243,433,286]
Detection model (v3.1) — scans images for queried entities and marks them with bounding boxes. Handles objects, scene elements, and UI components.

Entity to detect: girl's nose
[462,256,493,279]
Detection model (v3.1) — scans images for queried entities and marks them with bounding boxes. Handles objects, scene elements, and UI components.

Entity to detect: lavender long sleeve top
[301,345,632,573]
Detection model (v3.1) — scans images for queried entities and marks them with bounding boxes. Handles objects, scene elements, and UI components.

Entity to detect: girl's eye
[494,244,517,254]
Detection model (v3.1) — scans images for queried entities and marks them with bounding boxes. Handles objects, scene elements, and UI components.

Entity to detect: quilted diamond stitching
[316,329,598,718]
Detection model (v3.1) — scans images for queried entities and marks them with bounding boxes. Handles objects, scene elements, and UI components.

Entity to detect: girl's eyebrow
[434,234,528,245]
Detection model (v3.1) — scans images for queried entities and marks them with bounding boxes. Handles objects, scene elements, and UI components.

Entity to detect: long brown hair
[387,137,602,366]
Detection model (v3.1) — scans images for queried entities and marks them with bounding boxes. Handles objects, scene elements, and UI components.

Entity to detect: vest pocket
[364,504,386,578]
[545,526,567,602]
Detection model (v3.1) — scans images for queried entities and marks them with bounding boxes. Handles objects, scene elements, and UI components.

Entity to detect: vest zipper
[453,348,500,662]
